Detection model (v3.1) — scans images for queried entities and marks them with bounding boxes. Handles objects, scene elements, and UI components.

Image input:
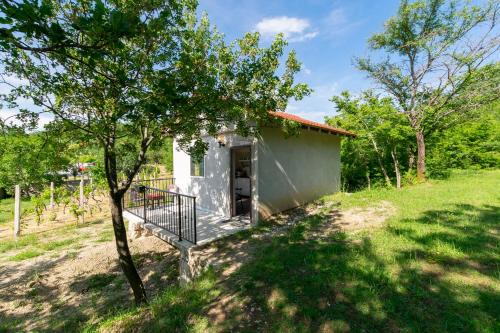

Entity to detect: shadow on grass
[0,248,180,333]
[214,203,500,332]
[5,203,499,332]
[389,204,499,277]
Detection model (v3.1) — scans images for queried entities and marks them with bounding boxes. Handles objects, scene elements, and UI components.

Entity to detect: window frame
[190,155,205,177]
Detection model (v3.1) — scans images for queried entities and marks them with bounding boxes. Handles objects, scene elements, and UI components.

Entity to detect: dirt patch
[1,198,396,332]
[0,224,178,332]
[327,200,396,232]
[184,200,397,328]
[254,200,396,239]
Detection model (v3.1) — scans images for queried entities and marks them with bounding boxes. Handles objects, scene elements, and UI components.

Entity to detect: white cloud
[327,8,347,26]
[255,16,318,42]
[301,64,312,75]
[289,31,318,43]
[323,8,362,37]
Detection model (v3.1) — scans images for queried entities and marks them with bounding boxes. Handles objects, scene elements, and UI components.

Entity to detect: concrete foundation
[124,210,251,284]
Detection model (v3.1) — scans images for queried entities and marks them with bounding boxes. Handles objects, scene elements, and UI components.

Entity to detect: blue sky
[2,0,401,127]
[198,0,401,122]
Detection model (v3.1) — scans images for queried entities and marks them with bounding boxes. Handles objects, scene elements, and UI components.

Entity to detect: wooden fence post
[14,185,21,238]
[79,178,84,207]
[50,182,55,209]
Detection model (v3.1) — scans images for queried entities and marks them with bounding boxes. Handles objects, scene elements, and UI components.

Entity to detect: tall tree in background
[0,0,309,304]
[327,91,413,190]
[356,0,499,180]
[0,127,71,194]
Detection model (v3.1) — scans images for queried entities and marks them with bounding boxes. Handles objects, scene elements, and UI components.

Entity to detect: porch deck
[124,207,251,249]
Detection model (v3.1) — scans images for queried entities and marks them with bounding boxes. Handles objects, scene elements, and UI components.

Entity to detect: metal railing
[123,179,197,244]
[131,177,175,191]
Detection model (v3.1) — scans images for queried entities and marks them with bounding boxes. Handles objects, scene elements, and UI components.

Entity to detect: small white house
[173,112,355,224]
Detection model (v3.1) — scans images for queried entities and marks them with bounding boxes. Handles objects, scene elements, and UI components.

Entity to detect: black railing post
[177,193,182,241]
[124,179,198,244]
[193,197,197,244]
[143,187,147,222]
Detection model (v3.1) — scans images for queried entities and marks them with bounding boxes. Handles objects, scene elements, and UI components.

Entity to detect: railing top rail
[124,178,197,245]
[132,177,175,182]
[133,184,196,199]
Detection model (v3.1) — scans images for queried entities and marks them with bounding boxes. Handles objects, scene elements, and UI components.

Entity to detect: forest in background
[327,63,499,191]
[1,0,498,196]
[0,125,173,197]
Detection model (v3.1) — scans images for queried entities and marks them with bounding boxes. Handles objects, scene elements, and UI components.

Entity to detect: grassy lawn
[0,194,113,261]
[0,197,37,225]
[0,201,180,333]
[0,219,107,260]
[90,169,500,333]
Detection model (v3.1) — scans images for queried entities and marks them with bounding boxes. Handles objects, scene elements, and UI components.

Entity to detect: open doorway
[230,146,252,218]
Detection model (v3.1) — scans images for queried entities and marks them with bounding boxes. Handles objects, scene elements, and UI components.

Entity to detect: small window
[190,156,205,177]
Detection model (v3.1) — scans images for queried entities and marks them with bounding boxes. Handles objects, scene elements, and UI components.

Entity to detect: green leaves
[427,102,500,175]
[356,0,499,179]
[0,128,72,193]
[327,91,414,190]
[0,0,309,187]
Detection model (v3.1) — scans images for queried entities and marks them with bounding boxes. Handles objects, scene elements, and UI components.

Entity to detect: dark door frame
[230,145,252,220]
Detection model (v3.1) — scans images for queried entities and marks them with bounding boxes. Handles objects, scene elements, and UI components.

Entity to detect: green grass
[0,197,37,225]
[4,237,81,261]
[0,213,107,257]
[95,229,114,243]
[9,249,44,261]
[2,233,81,262]
[85,273,120,291]
[38,238,77,251]
[86,170,500,332]
[94,269,219,333]
[0,234,40,253]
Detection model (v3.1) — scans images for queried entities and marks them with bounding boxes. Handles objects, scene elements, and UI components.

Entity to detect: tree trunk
[109,193,148,305]
[391,148,402,189]
[408,149,415,170]
[378,157,391,186]
[369,137,391,185]
[366,170,371,190]
[104,144,147,305]
[415,130,426,181]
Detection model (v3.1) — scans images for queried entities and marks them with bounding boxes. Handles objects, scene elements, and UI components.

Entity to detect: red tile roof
[269,111,356,137]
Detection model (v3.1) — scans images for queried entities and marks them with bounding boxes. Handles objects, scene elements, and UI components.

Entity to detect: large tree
[327,91,413,190]
[0,0,309,304]
[356,0,499,180]
[0,127,71,195]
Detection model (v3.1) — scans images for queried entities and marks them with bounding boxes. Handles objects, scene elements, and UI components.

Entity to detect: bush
[401,169,419,186]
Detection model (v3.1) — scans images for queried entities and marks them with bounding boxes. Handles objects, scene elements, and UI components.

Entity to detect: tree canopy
[0,127,71,194]
[328,91,414,190]
[0,0,310,304]
[356,0,499,180]
[328,63,500,191]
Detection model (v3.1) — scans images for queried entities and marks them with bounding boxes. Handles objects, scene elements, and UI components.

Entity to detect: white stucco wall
[256,127,341,219]
[173,127,342,222]
[173,133,255,218]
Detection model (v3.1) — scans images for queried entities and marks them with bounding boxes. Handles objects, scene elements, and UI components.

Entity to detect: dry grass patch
[0,200,179,332]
